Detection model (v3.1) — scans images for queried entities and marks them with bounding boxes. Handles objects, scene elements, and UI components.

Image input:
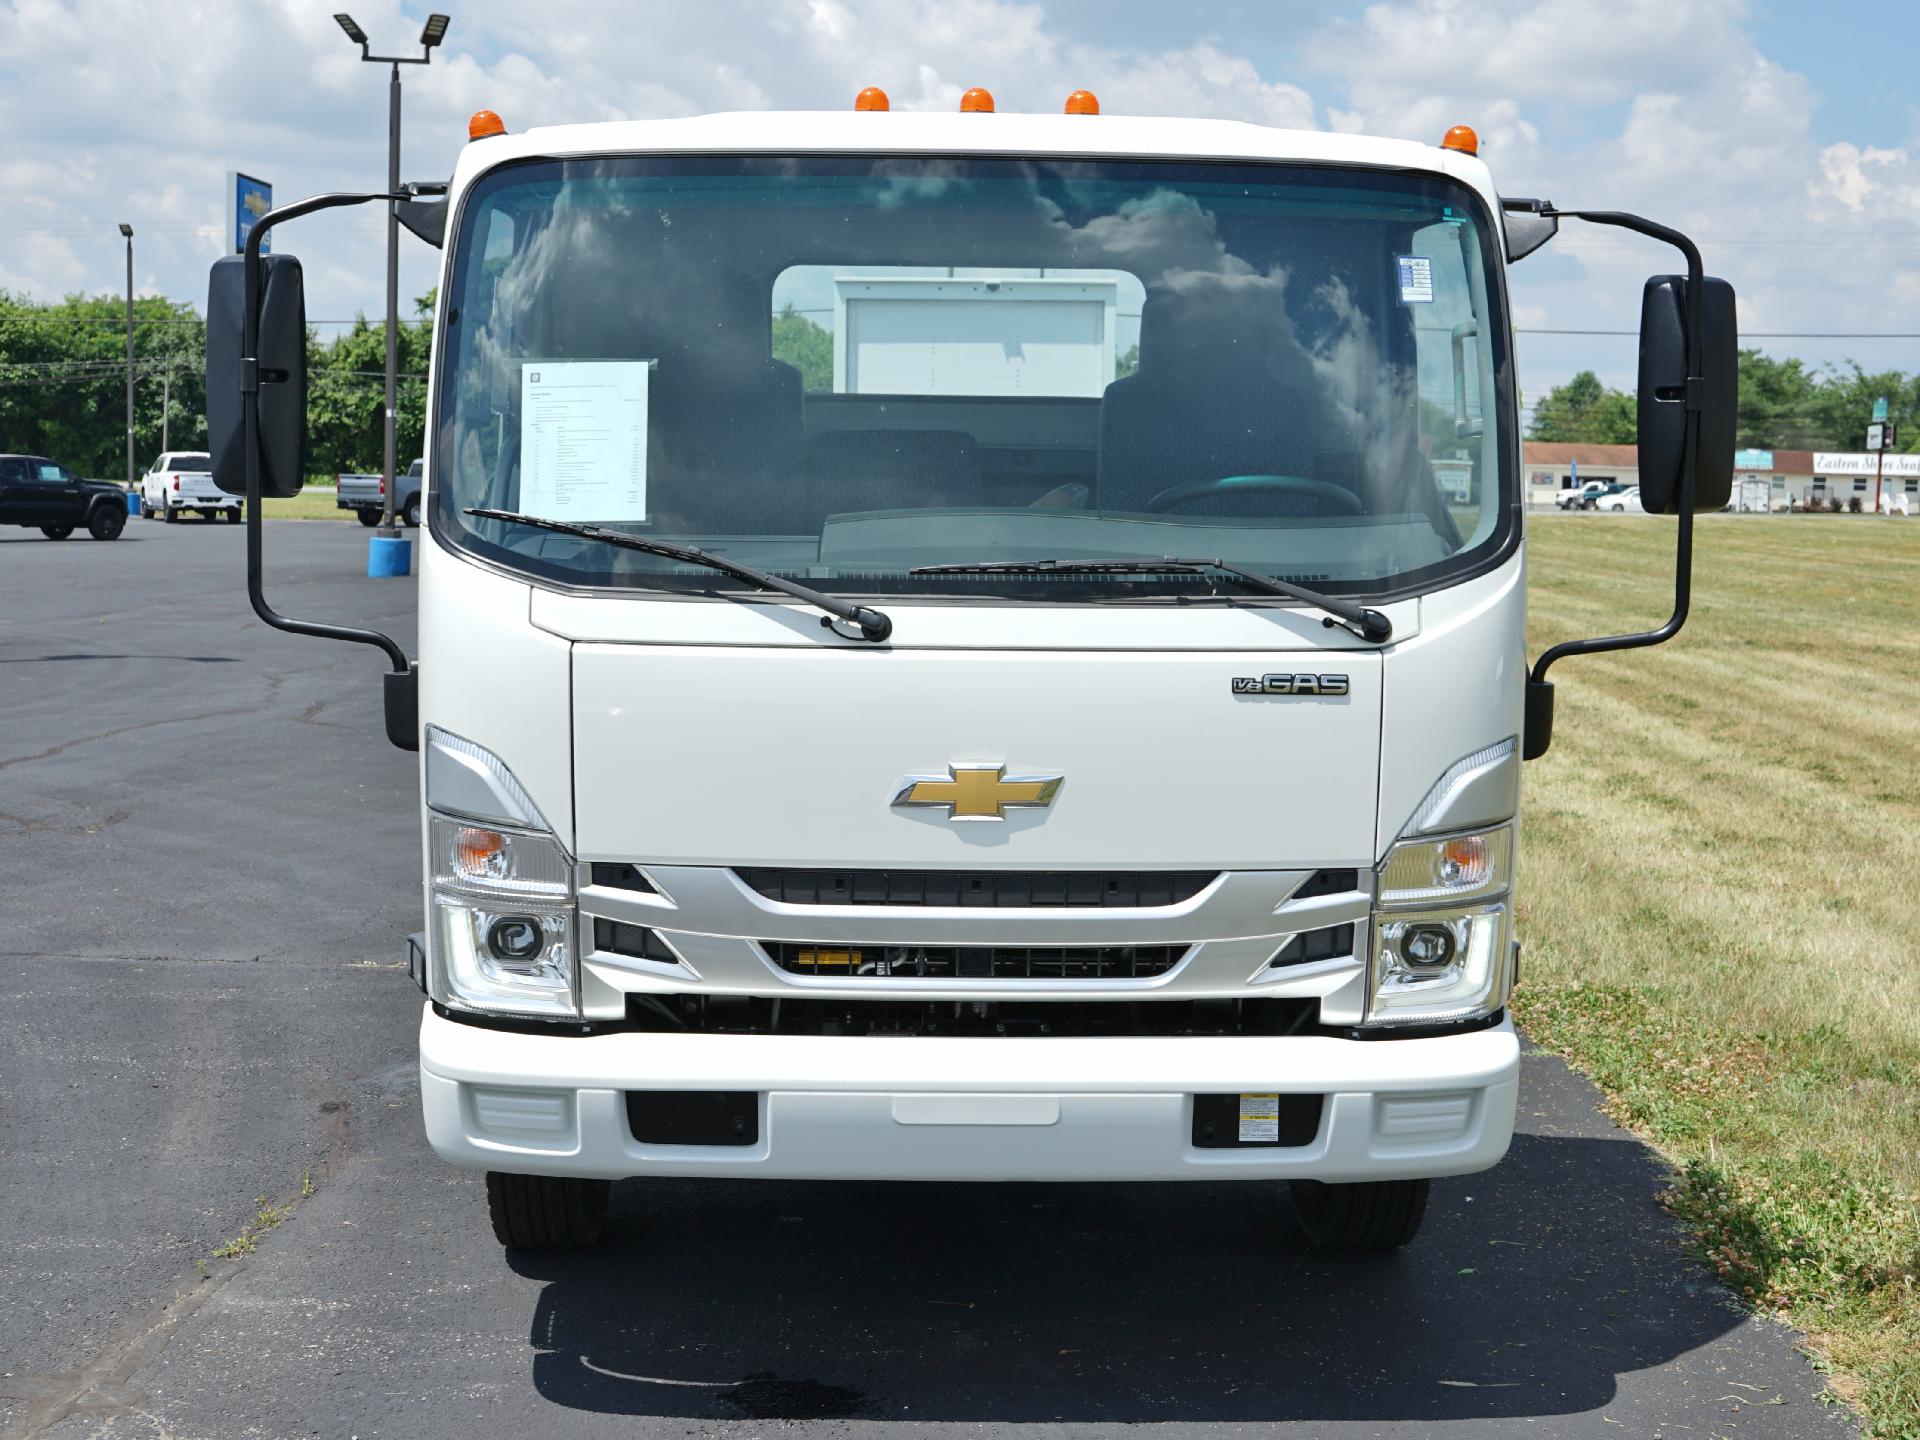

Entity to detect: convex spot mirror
[206,253,307,499]
[1637,274,1737,514]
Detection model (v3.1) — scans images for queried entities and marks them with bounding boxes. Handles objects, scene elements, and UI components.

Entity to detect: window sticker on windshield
[518,360,651,522]
[1396,255,1434,304]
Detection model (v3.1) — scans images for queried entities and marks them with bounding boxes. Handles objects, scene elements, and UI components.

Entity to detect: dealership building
[1524,443,1920,510]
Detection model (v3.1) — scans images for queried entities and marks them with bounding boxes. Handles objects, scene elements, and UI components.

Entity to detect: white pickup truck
[337,458,424,526]
[141,451,238,523]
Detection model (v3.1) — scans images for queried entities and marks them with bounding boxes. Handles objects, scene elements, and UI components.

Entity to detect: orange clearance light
[468,109,506,141]
[1064,89,1099,115]
[854,86,890,112]
[959,86,995,113]
[1441,123,1478,155]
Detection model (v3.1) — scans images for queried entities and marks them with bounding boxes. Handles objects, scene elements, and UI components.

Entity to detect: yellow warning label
[1238,1093,1280,1143]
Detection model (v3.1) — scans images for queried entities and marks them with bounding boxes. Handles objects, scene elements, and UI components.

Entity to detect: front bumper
[418,1005,1519,1183]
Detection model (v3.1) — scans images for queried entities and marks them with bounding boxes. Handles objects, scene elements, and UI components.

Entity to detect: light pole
[119,222,134,489]
[335,11,449,536]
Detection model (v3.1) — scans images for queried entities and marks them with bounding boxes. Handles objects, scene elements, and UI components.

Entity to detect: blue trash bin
[367,534,413,578]
[125,490,141,517]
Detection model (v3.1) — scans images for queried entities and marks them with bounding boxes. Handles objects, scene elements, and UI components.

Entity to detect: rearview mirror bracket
[1506,203,1733,760]
[226,191,421,750]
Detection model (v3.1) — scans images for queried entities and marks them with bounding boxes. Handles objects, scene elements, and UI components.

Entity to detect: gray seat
[1096,282,1356,519]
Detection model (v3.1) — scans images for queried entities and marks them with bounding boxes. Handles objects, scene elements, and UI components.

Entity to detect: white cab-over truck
[205,92,1735,1255]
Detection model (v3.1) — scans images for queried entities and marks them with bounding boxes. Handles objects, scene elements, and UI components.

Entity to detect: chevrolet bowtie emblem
[891,764,1063,822]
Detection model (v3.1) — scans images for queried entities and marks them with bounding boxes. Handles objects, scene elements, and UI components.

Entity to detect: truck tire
[40,524,73,540]
[357,509,380,528]
[162,502,177,524]
[486,1171,611,1251]
[403,497,421,527]
[225,506,242,524]
[1288,1178,1430,1251]
[87,505,126,541]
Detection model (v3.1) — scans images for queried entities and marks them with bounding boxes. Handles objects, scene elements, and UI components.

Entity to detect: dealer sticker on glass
[1396,255,1435,304]
[1238,1093,1280,1142]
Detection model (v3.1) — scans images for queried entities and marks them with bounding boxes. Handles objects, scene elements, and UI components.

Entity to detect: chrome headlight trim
[1406,736,1518,837]
[424,725,551,831]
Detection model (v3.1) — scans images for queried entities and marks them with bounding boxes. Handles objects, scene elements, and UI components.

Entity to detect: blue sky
[3,0,1916,422]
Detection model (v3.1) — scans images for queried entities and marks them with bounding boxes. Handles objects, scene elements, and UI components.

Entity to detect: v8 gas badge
[1232,673,1351,696]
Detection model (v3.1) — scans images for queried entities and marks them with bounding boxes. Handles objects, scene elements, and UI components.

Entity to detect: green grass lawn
[258,488,357,521]
[1517,512,1920,1436]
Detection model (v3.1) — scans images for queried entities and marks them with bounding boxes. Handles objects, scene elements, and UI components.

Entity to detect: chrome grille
[766,941,1188,980]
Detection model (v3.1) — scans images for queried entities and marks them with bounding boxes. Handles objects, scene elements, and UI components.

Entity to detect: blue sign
[228,172,271,255]
[1734,448,1774,470]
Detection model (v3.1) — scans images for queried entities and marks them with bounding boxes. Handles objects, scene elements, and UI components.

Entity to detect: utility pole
[119,223,134,489]
[162,368,171,454]
[335,13,450,539]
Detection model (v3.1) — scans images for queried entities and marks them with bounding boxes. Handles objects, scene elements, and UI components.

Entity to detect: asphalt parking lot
[1,519,1856,1438]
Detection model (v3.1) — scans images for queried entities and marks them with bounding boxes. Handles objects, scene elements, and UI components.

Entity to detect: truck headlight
[423,727,577,1018]
[1366,823,1514,1027]
[431,817,578,1017]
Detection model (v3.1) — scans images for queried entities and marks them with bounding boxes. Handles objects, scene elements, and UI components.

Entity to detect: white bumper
[418,1005,1519,1183]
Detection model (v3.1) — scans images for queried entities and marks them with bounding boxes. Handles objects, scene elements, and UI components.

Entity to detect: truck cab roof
[452,108,1500,217]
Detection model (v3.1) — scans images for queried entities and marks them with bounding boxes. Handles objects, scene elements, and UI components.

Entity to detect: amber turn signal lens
[1064,89,1099,115]
[854,86,889,112]
[468,109,506,141]
[453,826,508,879]
[1441,124,1478,155]
[960,86,995,113]
[1438,835,1490,887]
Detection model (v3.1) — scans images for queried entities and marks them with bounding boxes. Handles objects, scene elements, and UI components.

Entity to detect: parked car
[1556,480,1614,510]
[337,458,423,527]
[141,450,239,523]
[0,454,127,540]
[1597,485,1645,512]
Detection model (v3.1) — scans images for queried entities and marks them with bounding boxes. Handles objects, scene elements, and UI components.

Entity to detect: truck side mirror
[207,253,308,499]
[1636,274,1737,514]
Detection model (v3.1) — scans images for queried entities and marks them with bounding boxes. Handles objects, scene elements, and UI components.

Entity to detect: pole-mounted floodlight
[334,11,452,536]
[118,222,133,239]
[120,223,135,490]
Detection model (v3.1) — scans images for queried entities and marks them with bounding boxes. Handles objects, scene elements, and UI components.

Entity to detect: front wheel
[40,524,73,540]
[224,506,242,525]
[403,497,421,527]
[1289,1178,1430,1251]
[356,508,381,528]
[486,1171,611,1251]
[87,506,126,542]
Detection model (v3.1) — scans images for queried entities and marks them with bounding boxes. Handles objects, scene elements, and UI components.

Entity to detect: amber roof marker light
[469,109,506,140]
[1441,124,1479,155]
[1064,89,1100,115]
[854,86,890,112]
[960,86,995,113]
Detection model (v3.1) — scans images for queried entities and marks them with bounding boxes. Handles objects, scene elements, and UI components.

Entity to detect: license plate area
[1191,1093,1323,1148]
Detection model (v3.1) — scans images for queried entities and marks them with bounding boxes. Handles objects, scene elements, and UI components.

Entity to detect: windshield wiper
[467,509,892,642]
[910,557,1392,643]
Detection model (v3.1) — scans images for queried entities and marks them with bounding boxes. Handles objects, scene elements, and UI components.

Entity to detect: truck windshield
[434,155,1514,602]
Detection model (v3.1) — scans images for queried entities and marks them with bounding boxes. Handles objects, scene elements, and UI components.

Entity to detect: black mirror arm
[1516,208,1706,759]
[241,191,413,676]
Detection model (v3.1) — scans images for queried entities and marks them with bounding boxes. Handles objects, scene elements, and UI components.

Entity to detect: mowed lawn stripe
[1517,513,1920,1437]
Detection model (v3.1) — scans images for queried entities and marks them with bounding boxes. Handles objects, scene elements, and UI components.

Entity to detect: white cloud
[1,0,1917,402]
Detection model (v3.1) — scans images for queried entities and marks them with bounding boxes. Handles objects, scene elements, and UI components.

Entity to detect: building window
[1854,479,1868,493]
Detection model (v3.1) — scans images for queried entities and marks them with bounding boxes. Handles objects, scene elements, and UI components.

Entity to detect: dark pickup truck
[1,454,127,540]
[338,458,423,526]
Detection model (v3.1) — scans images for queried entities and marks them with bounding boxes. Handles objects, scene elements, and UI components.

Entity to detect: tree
[1527,370,1635,444]
[771,303,833,392]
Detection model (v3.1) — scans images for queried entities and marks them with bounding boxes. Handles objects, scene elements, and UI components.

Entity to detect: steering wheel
[1143,474,1364,516]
